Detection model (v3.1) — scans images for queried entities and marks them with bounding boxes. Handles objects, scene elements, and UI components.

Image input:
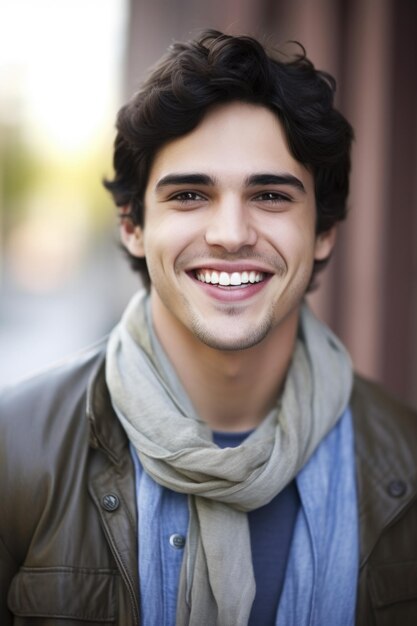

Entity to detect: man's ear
[119,206,145,258]
[314,226,337,262]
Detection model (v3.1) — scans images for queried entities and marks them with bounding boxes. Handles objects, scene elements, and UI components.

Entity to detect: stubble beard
[187,304,276,352]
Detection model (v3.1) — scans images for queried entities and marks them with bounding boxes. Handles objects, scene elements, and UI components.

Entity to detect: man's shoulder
[1,338,107,409]
[351,374,417,482]
[0,338,114,567]
[351,374,417,433]
[0,338,108,440]
[0,338,109,526]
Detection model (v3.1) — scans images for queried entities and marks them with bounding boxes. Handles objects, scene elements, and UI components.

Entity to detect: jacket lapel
[87,359,141,624]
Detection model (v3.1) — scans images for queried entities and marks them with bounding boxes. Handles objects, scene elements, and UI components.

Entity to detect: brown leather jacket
[1,341,417,625]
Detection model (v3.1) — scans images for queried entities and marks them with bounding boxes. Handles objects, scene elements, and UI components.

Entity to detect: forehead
[147,101,312,189]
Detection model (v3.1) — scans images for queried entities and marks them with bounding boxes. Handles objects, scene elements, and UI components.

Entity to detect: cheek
[265,219,316,263]
[142,215,198,273]
[289,212,317,255]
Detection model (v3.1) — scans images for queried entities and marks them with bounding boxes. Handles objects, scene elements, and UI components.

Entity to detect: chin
[189,317,273,352]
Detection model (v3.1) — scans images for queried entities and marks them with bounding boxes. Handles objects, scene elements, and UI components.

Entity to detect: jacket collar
[86,355,129,464]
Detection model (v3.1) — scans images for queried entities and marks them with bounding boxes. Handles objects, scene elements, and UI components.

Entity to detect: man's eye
[170,191,205,203]
[254,191,291,203]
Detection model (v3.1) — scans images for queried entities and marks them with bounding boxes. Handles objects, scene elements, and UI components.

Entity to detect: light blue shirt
[130,450,189,625]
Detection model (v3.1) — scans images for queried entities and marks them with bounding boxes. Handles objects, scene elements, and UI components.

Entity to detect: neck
[150,294,300,432]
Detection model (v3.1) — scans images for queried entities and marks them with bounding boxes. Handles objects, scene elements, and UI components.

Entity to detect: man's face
[123,101,335,351]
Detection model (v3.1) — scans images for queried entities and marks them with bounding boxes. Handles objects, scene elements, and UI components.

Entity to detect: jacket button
[102,493,120,511]
[387,480,407,498]
[169,533,186,549]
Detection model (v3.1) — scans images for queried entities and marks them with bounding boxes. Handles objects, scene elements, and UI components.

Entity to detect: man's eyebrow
[155,173,215,190]
[245,173,306,193]
[154,172,306,193]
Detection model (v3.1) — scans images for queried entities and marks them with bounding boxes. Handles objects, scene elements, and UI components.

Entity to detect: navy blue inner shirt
[213,430,300,626]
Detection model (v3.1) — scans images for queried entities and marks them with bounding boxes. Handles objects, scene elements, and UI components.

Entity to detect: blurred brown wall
[123,0,417,407]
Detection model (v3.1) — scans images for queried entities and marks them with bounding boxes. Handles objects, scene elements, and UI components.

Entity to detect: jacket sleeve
[0,377,51,622]
[0,535,16,625]
[0,380,25,623]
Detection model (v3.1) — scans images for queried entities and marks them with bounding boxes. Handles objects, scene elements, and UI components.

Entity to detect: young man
[1,30,417,626]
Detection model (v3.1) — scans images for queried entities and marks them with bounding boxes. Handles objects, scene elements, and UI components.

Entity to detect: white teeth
[219,272,231,286]
[230,272,241,286]
[195,269,265,286]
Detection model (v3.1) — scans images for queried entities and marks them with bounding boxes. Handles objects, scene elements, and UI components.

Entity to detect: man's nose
[204,198,257,252]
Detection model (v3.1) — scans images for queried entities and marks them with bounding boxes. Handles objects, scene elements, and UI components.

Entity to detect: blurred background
[0,0,416,407]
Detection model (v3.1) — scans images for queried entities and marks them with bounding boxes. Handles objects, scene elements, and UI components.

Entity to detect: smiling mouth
[194,269,266,287]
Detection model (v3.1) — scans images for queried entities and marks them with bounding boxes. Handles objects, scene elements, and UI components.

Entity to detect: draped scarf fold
[106,290,352,625]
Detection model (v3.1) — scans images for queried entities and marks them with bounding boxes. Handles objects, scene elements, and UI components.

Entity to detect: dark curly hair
[104,29,353,288]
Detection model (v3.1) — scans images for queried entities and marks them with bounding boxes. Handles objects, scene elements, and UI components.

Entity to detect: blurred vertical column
[336,0,392,383]
[382,0,417,405]
[336,0,417,406]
